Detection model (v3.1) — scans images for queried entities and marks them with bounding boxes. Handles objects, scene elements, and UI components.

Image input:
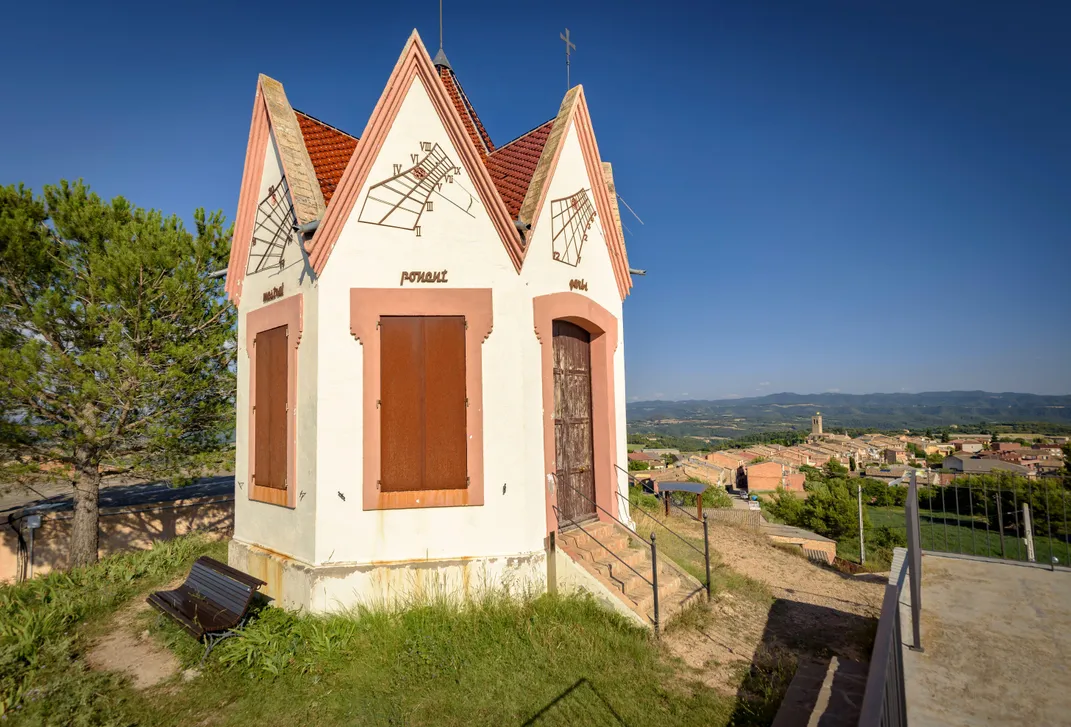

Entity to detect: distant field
[838,505,1071,568]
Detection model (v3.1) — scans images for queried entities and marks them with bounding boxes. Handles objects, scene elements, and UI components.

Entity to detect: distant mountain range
[627,391,1071,434]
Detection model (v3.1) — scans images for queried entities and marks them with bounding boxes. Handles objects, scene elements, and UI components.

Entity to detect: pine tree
[0,181,236,566]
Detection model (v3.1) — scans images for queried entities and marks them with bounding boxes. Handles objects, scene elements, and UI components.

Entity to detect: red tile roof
[294,110,359,205]
[438,67,495,156]
[484,120,554,219]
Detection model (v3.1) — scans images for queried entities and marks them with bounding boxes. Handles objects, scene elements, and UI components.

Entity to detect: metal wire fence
[847,474,1070,570]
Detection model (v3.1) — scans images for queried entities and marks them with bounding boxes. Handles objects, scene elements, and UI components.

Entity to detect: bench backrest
[185,557,262,615]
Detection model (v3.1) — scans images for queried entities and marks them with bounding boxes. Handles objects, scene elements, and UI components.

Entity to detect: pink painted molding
[244,294,304,508]
[225,79,271,305]
[533,292,621,536]
[307,31,524,277]
[350,288,493,511]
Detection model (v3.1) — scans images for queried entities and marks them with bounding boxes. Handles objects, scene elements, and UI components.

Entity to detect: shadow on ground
[727,598,876,726]
[523,678,629,726]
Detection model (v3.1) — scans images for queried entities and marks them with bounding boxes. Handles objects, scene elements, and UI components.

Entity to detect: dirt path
[662,519,884,707]
[85,585,182,690]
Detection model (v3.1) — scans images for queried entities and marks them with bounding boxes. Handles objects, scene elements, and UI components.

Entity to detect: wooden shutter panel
[379,316,467,493]
[380,317,425,491]
[422,316,467,490]
[254,325,288,490]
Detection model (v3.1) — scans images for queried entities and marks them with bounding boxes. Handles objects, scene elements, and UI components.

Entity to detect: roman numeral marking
[453,166,461,175]
[446,175,454,184]
[420,141,433,152]
[393,163,402,175]
[414,225,422,237]
[425,201,434,212]
[410,154,420,164]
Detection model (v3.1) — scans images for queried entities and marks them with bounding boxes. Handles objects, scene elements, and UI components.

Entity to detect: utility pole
[858,483,866,565]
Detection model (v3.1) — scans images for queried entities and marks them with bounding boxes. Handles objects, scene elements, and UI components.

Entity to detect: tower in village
[221,30,640,616]
[812,412,823,436]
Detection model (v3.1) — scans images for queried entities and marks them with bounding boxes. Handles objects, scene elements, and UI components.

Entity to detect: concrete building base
[229,539,549,613]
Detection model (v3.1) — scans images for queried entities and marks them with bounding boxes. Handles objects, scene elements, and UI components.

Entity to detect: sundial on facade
[246,177,296,275]
[550,188,596,267]
[358,141,478,235]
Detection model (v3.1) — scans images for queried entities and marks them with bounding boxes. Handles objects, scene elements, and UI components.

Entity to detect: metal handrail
[615,462,702,522]
[550,471,644,543]
[621,490,706,558]
[553,505,652,590]
[858,555,909,726]
[615,464,712,599]
[550,472,662,635]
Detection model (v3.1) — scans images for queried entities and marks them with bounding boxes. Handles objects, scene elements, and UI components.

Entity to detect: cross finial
[560,28,576,89]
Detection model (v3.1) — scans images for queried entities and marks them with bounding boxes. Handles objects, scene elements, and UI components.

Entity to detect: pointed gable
[230,31,632,301]
[295,111,359,205]
[306,31,524,276]
[484,120,553,219]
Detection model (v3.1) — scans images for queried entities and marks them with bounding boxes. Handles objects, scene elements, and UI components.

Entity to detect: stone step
[628,581,685,616]
[560,535,630,562]
[557,520,707,631]
[644,585,706,626]
[598,546,648,569]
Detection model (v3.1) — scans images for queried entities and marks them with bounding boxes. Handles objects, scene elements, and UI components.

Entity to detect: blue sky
[2,1,1068,400]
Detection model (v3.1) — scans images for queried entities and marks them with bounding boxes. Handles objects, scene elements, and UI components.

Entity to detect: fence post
[858,483,866,565]
[907,473,924,652]
[1023,504,1036,563]
[994,493,1006,558]
[650,532,660,637]
[703,513,711,600]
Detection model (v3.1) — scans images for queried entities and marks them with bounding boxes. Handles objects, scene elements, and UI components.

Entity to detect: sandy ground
[86,585,182,690]
[664,520,884,696]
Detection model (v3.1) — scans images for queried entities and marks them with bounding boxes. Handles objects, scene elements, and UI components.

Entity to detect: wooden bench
[147,556,266,664]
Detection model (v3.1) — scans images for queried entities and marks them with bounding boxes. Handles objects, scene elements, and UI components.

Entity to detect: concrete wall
[1,497,233,584]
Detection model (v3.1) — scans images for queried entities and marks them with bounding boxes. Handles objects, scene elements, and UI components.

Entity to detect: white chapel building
[223,31,642,613]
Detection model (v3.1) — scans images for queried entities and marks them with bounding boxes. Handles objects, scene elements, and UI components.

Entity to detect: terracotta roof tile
[438,67,494,156]
[294,110,359,205]
[484,120,554,219]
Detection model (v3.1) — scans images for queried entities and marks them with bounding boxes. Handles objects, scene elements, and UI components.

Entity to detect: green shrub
[765,481,869,541]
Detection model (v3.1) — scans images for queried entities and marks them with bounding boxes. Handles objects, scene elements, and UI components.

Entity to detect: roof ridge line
[445,69,494,153]
[293,108,359,140]
[487,119,555,156]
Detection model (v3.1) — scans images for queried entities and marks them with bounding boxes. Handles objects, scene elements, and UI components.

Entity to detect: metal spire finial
[560,28,576,89]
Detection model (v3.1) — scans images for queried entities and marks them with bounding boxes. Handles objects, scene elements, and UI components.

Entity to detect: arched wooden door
[553,320,597,523]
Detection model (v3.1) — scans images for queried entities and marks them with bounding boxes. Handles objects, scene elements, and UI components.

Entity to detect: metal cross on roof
[560,28,576,89]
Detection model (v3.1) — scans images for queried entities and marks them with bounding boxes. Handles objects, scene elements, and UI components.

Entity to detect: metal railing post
[703,513,712,600]
[906,473,924,652]
[1023,503,1036,563]
[858,483,866,565]
[650,532,660,638]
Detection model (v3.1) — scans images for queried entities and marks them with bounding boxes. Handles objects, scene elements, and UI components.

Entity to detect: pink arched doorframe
[533,293,621,538]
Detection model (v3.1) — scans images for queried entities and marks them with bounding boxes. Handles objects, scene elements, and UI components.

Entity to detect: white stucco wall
[233,73,630,603]
[519,121,631,522]
[232,129,320,564]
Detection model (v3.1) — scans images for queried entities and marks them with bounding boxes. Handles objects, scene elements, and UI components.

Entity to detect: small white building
[223,32,635,612]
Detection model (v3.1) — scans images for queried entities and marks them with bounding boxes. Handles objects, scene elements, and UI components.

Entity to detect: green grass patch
[1,535,748,726]
[0,534,226,723]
